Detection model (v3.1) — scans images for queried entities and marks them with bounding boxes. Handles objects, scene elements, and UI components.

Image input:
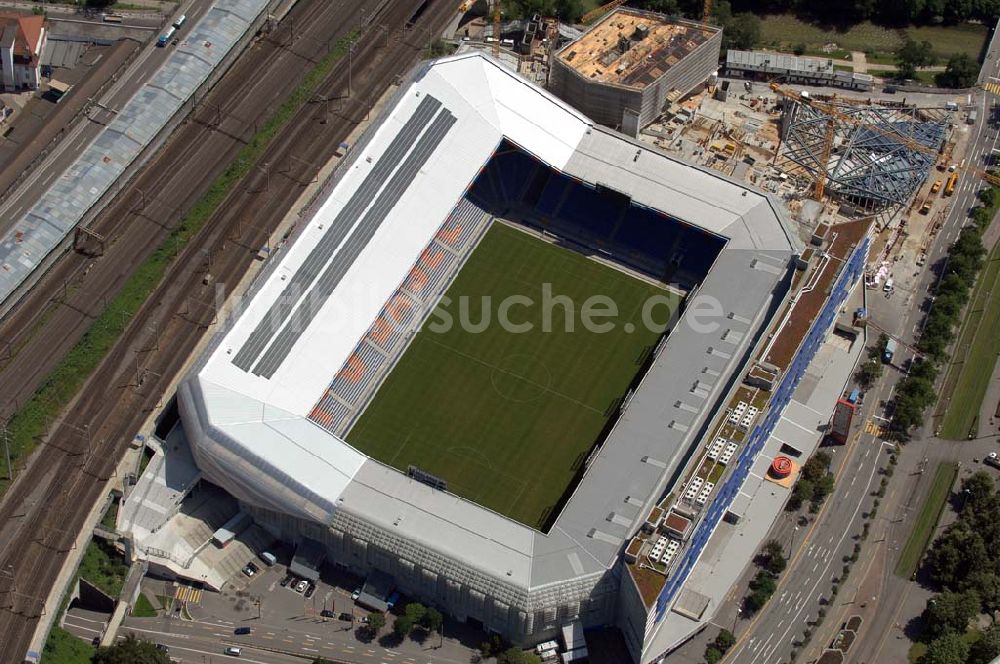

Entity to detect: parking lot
[127,550,482,664]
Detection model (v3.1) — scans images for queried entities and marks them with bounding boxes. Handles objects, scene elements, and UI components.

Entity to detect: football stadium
[178,52,799,661]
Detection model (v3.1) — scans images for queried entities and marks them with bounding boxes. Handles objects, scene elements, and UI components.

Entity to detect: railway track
[0,0,374,424]
[0,0,457,658]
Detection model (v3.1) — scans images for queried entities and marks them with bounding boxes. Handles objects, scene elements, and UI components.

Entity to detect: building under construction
[549,8,720,135]
[777,97,948,223]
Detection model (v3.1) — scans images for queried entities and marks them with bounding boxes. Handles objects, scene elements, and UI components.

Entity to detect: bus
[945,172,958,196]
[157,26,176,47]
[172,14,187,29]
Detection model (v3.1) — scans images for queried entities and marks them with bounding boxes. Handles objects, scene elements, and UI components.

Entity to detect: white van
[224,646,241,656]
[883,277,894,293]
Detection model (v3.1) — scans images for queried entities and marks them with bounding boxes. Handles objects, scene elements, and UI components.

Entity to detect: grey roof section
[0,0,270,305]
[247,103,458,378]
[231,95,445,371]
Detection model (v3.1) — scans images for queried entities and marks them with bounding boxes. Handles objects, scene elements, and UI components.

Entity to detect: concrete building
[548,8,721,135]
[0,13,45,91]
[725,49,874,92]
[177,52,798,661]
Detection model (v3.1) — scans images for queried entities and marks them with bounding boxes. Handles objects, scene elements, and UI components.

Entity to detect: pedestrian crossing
[984,82,1000,96]
[864,419,888,438]
[174,584,203,604]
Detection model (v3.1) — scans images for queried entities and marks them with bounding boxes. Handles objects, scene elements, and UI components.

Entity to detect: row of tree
[704,628,737,663]
[888,184,993,439]
[786,450,835,512]
[726,0,1000,26]
[743,539,788,613]
[915,473,1000,664]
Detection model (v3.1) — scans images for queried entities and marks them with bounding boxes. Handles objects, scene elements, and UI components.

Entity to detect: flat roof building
[549,8,721,134]
[725,49,874,92]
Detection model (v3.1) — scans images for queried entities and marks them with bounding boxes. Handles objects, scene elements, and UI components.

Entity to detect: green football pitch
[347,223,678,530]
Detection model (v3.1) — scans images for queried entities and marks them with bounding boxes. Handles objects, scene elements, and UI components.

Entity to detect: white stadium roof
[178,52,798,590]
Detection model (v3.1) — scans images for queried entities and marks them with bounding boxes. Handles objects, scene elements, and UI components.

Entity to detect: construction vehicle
[945,171,958,196]
[919,200,931,214]
[930,180,942,194]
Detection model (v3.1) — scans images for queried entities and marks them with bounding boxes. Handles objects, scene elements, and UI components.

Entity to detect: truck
[968,110,978,124]
[157,26,176,47]
[945,171,958,196]
[945,101,959,111]
[883,338,897,364]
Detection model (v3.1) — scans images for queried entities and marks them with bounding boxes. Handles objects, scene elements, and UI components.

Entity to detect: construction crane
[581,0,627,25]
[770,82,1000,191]
[492,0,500,58]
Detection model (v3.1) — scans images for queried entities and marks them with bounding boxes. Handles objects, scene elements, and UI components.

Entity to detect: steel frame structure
[778,100,947,224]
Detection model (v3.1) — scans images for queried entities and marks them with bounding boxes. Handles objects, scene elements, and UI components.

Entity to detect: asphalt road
[695,39,1000,664]
[0,0,213,236]
[0,0,459,660]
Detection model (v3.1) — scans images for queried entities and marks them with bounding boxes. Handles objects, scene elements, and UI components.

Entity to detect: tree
[969,624,1000,664]
[715,628,736,652]
[92,635,170,664]
[937,53,978,88]
[496,647,542,664]
[923,632,970,664]
[704,646,723,664]
[404,602,427,625]
[422,606,444,634]
[313,659,336,664]
[366,612,386,637]
[896,39,935,80]
[725,12,760,49]
[394,615,414,638]
[922,590,979,639]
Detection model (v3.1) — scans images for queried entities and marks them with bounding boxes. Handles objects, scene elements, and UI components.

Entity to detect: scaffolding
[777,99,948,225]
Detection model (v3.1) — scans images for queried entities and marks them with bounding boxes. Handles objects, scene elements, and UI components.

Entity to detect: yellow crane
[770,82,1000,193]
[581,0,627,25]
[492,0,500,58]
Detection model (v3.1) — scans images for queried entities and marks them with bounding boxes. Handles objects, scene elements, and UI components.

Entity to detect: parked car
[304,583,316,598]
[320,609,335,618]
[986,452,1000,469]
[280,575,292,587]
[351,587,362,600]
[386,591,400,610]
[247,562,259,574]
[241,565,256,578]
[339,612,354,622]
[295,579,308,593]
[234,626,251,635]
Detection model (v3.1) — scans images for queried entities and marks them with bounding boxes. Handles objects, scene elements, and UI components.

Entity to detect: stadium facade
[177,53,798,661]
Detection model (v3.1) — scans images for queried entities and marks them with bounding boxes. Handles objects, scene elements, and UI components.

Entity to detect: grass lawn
[894,462,959,579]
[79,538,130,599]
[43,625,93,664]
[909,626,982,662]
[348,223,673,529]
[758,15,987,61]
[132,593,157,617]
[938,241,1000,439]
[100,496,119,530]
